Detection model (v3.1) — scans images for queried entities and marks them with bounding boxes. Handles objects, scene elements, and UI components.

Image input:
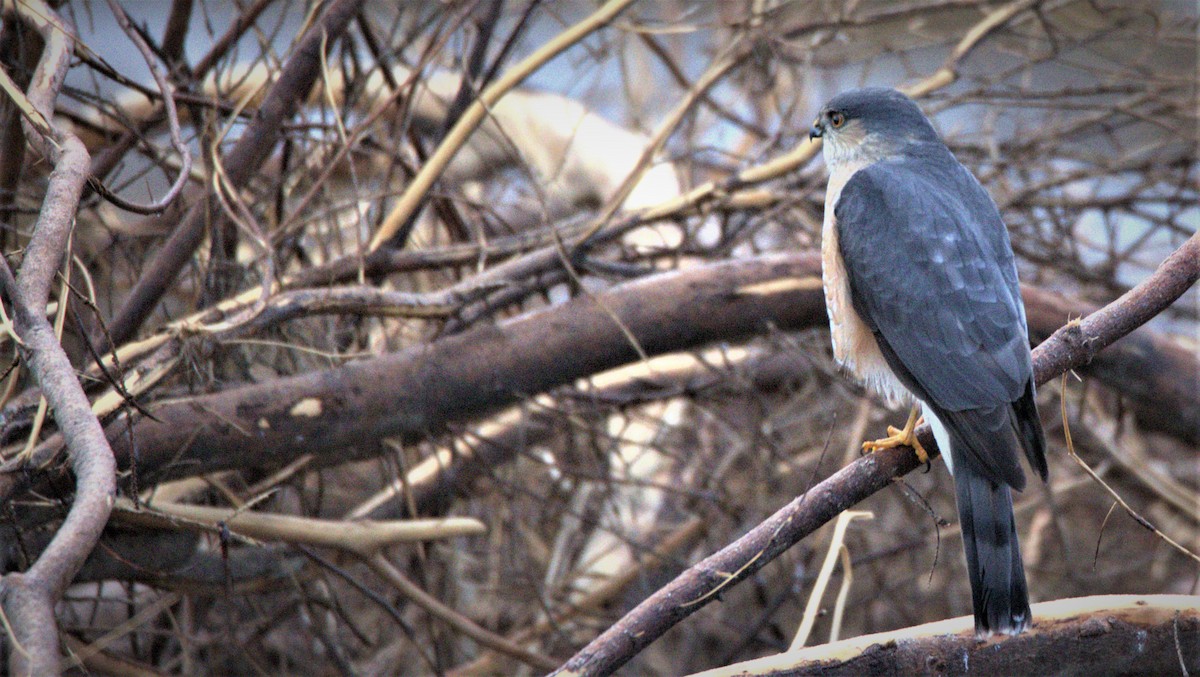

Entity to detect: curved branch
[0,2,116,675]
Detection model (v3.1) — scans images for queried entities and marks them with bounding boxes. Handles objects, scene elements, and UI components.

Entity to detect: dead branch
[102,254,825,484]
[0,2,116,674]
[110,497,486,554]
[688,595,1200,677]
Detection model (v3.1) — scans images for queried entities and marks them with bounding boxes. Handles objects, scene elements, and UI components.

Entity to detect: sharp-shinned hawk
[810,87,1048,636]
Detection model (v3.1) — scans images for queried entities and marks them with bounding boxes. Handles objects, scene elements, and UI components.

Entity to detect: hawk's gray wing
[834,155,1043,488]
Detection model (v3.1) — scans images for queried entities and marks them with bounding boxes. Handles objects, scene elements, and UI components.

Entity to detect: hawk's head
[810,87,942,167]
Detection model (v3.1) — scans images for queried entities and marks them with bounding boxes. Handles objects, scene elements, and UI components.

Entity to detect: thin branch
[363,553,559,672]
[104,0,367,348]
[111,496,486,554]
[367,0,637,249]
[96,0,192,214]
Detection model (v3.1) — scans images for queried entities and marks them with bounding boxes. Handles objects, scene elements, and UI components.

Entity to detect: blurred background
[1,1,1197,674]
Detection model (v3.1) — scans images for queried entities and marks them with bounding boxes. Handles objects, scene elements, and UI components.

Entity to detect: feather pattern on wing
[833,147,1044,488]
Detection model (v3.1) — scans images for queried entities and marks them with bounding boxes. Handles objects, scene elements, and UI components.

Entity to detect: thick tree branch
[688,595,1200,676]
[105,254,827,483]
[88,240,1198,490]
[380,276,1199,520]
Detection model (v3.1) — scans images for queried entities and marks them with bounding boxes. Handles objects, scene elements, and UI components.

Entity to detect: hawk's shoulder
[831,152,1031,413]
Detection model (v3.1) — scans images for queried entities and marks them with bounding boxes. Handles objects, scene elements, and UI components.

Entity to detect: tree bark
[105,254,827,483]
[687,595,1200,677]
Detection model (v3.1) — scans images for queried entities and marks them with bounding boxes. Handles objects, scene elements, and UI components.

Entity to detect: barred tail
[954,460,1030,635]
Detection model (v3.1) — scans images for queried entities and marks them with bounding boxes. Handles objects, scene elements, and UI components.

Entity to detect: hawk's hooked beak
[809,120,823,140]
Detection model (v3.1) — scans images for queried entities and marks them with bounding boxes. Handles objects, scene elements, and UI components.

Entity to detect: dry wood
[688,595,1200,677]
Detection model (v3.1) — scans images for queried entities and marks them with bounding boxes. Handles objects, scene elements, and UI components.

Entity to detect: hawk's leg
[862,405,929,463]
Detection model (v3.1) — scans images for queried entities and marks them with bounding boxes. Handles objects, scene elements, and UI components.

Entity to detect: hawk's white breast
[821,161,913,406]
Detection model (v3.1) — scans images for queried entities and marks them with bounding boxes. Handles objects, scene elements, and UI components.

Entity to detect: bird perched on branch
[810,87,1048,636]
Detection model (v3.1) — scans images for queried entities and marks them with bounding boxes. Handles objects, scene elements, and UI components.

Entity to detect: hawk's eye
[829,111,846,128]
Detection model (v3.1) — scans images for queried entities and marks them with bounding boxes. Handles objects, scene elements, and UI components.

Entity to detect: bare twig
[367,0,637,249]
[1059,374,1200,564]
[96,0,192,214]
[363,553,559,672]
[104,0,367,347]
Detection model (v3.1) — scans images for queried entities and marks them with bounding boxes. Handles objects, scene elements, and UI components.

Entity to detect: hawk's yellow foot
[862,406,929,464]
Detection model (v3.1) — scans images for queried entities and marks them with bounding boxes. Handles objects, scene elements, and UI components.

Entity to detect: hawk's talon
[861,407,929,464]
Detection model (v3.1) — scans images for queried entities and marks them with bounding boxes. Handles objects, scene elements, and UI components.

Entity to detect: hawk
[809,87,1048,635]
